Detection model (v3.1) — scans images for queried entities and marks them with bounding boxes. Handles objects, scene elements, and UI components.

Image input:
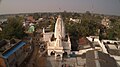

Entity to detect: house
[69,18,81,23]
[86,50,118,67]
[0,38,32,67]
[0,40,10,53]
[26,15,35,22]
[101,17,111,28]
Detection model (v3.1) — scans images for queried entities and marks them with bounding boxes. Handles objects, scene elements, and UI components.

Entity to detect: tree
[106,28,116,40]
[112,21,120,39]
[99,18,120,40]
[33,13,40,20]
[0,17,26,39]
[50,20,55,32]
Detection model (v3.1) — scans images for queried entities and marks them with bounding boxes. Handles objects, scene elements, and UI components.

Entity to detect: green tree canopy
[0,17,26,39]
[65,19,99,38]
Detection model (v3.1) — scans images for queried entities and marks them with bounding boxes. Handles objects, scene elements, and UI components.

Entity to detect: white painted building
[43,15,71,59]
[69,18,81,23]
[0,19,7,24]
[101,17,111,28]
[86,36,120,66]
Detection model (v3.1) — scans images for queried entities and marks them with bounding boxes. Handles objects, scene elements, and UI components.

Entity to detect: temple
[43,15,71,59]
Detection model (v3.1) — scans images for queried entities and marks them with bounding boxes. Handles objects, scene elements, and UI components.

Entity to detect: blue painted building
[0,40,32,67]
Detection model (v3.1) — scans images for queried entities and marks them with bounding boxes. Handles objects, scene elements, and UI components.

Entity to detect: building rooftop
[2,41,26,59]
[47,50,118,67]
[0,40,8,48]
[86,50,118,67]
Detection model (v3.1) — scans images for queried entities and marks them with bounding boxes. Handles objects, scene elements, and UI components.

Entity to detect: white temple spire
[46,15,71,59]
[54,15,65,39]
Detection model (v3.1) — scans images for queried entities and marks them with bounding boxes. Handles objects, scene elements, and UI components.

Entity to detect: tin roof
[2,41,26,59]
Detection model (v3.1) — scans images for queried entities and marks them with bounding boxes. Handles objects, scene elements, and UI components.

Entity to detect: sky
[0,0,120,16]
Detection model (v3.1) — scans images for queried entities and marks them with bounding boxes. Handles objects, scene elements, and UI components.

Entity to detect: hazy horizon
[0,0,120,16]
